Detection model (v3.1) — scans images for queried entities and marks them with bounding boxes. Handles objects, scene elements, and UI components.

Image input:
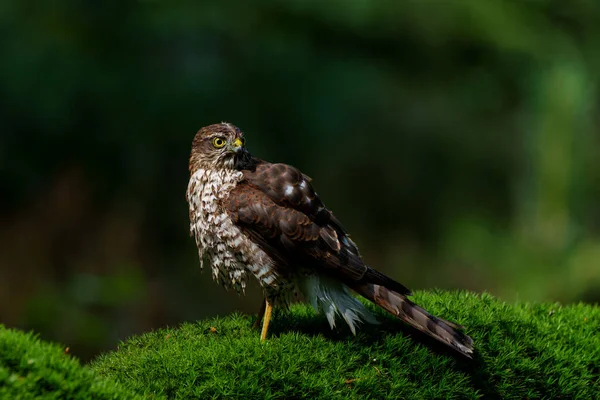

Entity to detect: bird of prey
[186,123,473,358]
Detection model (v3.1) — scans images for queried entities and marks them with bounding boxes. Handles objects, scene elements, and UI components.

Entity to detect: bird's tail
[351,282,474,358]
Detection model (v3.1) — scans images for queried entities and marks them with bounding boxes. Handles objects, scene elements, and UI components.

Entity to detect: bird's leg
[253,298,266,329]
[260,299,273,341]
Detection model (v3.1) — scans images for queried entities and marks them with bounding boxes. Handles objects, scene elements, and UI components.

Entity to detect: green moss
[90,291,599,399]
[0,325,141,399]
[3,292,597,398]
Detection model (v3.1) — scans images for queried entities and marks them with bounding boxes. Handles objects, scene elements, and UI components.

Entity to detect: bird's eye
[212,137,226,148]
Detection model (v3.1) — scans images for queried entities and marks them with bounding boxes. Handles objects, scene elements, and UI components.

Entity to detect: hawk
[186,123,473,358]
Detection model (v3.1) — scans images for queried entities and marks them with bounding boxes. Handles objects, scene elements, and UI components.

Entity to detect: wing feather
[225,162,411,295]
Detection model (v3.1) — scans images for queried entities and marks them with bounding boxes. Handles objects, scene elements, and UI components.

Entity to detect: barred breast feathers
[186,168,278,293]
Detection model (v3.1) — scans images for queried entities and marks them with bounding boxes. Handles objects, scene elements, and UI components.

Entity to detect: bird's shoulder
[237,160,343,228]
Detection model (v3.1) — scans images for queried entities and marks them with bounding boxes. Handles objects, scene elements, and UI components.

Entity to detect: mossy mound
[0,325,141,399]
[90,291,600,399]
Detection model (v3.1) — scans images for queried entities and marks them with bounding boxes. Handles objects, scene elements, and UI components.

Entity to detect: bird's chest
[186,168,278,293]
[187,168,241,250]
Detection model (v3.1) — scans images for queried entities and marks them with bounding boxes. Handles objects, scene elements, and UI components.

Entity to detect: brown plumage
[187,122,474,358]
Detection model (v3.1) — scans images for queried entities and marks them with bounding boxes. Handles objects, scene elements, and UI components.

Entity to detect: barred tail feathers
[352,282,474,358]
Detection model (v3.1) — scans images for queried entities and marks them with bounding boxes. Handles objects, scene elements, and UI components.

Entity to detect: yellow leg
[253,299,266,329]
[260,299,273,341]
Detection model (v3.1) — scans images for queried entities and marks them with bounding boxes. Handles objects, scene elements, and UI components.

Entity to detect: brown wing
[225,161,411,295]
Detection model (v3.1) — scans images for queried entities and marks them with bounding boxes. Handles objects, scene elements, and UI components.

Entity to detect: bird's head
[189,123,254,173]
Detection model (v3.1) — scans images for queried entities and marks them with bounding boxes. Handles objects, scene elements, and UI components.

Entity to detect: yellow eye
[212,137,226,148]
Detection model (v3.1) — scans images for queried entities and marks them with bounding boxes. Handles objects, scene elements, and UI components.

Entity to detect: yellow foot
[260,299,273,341]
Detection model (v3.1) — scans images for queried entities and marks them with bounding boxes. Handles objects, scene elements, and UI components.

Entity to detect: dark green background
[1,1,598,360]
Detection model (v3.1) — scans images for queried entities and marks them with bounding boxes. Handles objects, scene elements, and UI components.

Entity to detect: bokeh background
[1,1,599,361]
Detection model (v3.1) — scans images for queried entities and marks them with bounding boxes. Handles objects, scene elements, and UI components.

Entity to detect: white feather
[284,184,294,196]
[302,275,378,335]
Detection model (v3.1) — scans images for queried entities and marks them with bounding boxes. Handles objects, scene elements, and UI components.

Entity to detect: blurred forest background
[1,1,599,361]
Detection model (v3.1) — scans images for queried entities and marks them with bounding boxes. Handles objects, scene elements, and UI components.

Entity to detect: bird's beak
[227,138,244,154]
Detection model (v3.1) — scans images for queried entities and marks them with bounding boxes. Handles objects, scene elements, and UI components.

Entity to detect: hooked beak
[227,138,244,154]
